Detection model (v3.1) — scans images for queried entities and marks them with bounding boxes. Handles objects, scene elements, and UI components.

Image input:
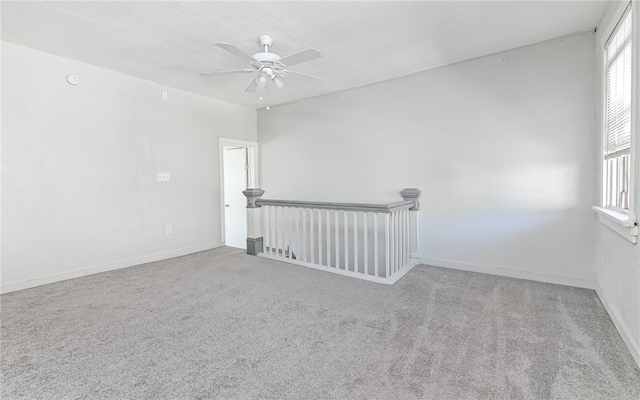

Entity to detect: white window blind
[604,5,633,209]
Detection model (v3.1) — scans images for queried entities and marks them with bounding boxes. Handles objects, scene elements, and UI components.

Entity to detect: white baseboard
[420,257,593,289]
[1,242,224,294]
[595,283,640,369]
[387,257,421,285]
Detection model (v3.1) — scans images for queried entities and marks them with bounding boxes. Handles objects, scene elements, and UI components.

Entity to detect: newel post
[401,188,421,259]
[242,188,265,255]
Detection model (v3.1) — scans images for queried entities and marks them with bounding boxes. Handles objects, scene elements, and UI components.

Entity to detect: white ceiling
[2,1,608,109]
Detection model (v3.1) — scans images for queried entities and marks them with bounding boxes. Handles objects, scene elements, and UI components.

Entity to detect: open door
[223,147,248,249]
[219,138,259,250]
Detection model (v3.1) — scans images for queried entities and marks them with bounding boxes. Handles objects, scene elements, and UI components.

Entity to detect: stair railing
[242,188,421,284]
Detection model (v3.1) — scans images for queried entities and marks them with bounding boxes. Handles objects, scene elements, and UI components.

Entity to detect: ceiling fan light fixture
[256,73,269,86]
[272,76,285,89]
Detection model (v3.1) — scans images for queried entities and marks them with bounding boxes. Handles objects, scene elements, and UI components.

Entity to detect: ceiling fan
[200,35,325,94]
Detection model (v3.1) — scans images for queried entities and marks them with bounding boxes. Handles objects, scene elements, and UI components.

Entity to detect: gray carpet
[2,247,639,399]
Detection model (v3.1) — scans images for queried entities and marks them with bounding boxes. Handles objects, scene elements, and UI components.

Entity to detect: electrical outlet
[157,173,170,182]
[165,225,172,235]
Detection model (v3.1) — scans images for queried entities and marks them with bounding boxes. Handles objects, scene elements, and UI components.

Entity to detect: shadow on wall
[420,157,591,278]
[423,206,592,278]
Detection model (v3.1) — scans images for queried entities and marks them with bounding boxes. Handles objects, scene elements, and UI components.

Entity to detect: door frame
[219,138,259,246]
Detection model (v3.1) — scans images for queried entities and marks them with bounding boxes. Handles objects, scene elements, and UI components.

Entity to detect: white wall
[1,42,257,292]
[593,1,640,366]
[258,33,597,287]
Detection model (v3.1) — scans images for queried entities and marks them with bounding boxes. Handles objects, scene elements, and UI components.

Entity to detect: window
[603,5,632,210]
[594,1,638,243]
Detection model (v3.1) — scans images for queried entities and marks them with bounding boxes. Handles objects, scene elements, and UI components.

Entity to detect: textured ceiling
[2,1,608,109]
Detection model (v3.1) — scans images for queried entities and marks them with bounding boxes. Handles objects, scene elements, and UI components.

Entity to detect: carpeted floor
[1,247,639,399]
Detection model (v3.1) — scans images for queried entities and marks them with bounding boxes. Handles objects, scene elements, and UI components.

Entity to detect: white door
[223,147,248,249]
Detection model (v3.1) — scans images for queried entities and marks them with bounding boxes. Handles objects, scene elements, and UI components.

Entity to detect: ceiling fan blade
[245,79,259,93]
[286,71,326,85]
[279,48,322,67]
[215,42,256,63]
[199,69,255,77]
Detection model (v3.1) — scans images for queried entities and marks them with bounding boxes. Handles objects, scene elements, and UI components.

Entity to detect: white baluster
[354,211,358,274]
[363,212,368,276]
[344,210,349,272]
[279,207,283,258]
[396,211,401,272]
[271,206,276,256]
[274,206,279,257]
[278,206,283,257]
[287,207,293,259]
[396,211,402,272]
[405,209,409,266]
[282,207,292,258]
[302,208,307,262]
[335,210,340,270]
[404,208,408,266]
[385,213,390,278]
[399,210,404,268]
[276,206,280,258]
[268,206,272,256]
[262,206,271,254]
[288,207,293,259]
[282,207,288,258]
[318,209,323,266]
[310,208,315,264]
[391,212,396,276]
[263,205,270,254]
[374,214,379,278]
[398,209,401,266]
[294,208,300,260]
[399,209,404,267]
[393,212,400,274]
[326,210,331,268]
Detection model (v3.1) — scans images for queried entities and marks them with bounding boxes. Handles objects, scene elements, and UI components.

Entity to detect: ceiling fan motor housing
[252,52,281,63]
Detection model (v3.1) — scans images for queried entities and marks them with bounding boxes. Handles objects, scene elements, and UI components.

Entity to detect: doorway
[219,138,259,249]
